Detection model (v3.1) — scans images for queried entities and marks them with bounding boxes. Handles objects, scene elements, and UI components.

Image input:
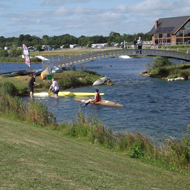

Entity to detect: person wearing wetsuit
[28,74,38,98]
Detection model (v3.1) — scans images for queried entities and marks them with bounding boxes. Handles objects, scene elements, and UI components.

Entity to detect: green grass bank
[1,117,190,190]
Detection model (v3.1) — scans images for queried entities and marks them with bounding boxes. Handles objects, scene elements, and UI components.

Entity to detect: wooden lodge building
[149,16,190,45]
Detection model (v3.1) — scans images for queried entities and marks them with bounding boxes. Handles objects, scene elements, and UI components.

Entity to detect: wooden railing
[42,49,190,69]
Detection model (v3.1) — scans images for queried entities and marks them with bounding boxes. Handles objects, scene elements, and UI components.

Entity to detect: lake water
[1,57,190,140]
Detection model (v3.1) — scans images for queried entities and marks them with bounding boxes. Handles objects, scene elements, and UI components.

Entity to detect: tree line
[0,31,151,50]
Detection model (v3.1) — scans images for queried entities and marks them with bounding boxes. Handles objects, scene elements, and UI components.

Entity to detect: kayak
[74,99,123,107]
[93,77,107,86]
[41,69,47,80]
[33,91,105,97]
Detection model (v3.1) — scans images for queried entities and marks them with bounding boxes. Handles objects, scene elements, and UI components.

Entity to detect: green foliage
[0,93,26,120]
[146,56,172,71]
[9,47,22,57]
[61,110,190,169]
[129,142,144,158]
[0,82,57,128]
[55,70,101,89]
[180,71,189,80]
[62,110,116,148]
[162,126,190,168]
[0,32,151,48]
[0,82,18,96]
[0,50,8,57]
[28,99,57,127]
[147,63,190,79]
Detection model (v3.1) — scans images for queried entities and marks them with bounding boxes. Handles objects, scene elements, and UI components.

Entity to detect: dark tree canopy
[0,32,151,48]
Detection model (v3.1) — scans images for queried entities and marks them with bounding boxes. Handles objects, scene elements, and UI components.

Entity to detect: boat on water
[74,99,123,107]
[33,91,105,97]
[119,55,131,59]
[93,77,107,86]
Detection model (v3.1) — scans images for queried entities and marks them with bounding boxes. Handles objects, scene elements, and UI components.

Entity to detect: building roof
[149,16,190,35]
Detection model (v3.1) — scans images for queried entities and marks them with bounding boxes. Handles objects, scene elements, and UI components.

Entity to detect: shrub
[27,99,57,127]
[180,71,189,80]
[162,127,190,168]
[146,56,172,71]
[129,142,144,158]
[0,82,18,96]
[0,82,57,128]
[0,50,8,57]
[9,47,22,57]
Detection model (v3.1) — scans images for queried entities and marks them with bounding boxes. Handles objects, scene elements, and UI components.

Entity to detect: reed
[0,81,189,170]
[0,83,57,128]
[60,110,190,170]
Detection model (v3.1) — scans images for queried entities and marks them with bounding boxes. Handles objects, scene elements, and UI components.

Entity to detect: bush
[162,127,190,168]
[0,50,8,57]
[0,82,18,96]
[146,56,172,71]
[0,81,57,128]
[180,71,189,80]
[27,99,57,127]
[9,47,22,57]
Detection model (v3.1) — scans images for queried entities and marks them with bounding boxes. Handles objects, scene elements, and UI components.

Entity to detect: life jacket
[94,93,101,102]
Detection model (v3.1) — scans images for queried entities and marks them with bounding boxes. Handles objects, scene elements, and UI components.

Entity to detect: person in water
[48,78,60,98]
[84,89,101,105]
[28,74,38,98]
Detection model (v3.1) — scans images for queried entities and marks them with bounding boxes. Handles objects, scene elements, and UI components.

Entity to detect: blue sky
[0,0,190,38]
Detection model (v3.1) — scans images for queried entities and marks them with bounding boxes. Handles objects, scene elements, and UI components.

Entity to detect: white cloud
[42,0,89,6]
[1,0,190,38]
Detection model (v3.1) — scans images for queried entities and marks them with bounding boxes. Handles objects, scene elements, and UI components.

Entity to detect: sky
[0,0,190,38]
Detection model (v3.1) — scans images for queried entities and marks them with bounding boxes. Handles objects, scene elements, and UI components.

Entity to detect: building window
[155,34,159,38]
[163,33,167,38]
[176,29,183,37]
[184,29,190,36]
[184,21,190,29]
[159,34,162,38]
[184,38,190,44]
[176,38,183,44]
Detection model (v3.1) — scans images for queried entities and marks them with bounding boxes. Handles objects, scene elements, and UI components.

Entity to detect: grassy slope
[1,117,190,190]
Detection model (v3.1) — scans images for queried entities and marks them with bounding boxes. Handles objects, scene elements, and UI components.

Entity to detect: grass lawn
[0,117,190,190]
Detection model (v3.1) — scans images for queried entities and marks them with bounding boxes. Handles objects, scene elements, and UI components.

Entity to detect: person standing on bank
[84,89,101,106]
[28,74,38,98]
[48,78,59,98]
[137,37,143,54]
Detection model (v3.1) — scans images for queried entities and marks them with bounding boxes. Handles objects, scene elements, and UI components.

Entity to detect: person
[28,74,38,98]
[48,78,59,98]
[84,89,101,106]
[133,38,137,52]
[137,37,143,54]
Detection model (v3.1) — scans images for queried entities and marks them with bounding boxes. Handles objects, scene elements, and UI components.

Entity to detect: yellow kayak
[33,91,104,97]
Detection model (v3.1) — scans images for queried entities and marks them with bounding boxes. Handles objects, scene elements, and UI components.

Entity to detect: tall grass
[0,81,189,170]
[160,127,190,168]
[0,82,57,128]
[59,110,190,170]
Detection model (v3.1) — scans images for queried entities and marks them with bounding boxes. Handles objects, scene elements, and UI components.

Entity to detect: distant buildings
[69,44,79,48]
[149,16,190,45]
[91,43,108,49]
